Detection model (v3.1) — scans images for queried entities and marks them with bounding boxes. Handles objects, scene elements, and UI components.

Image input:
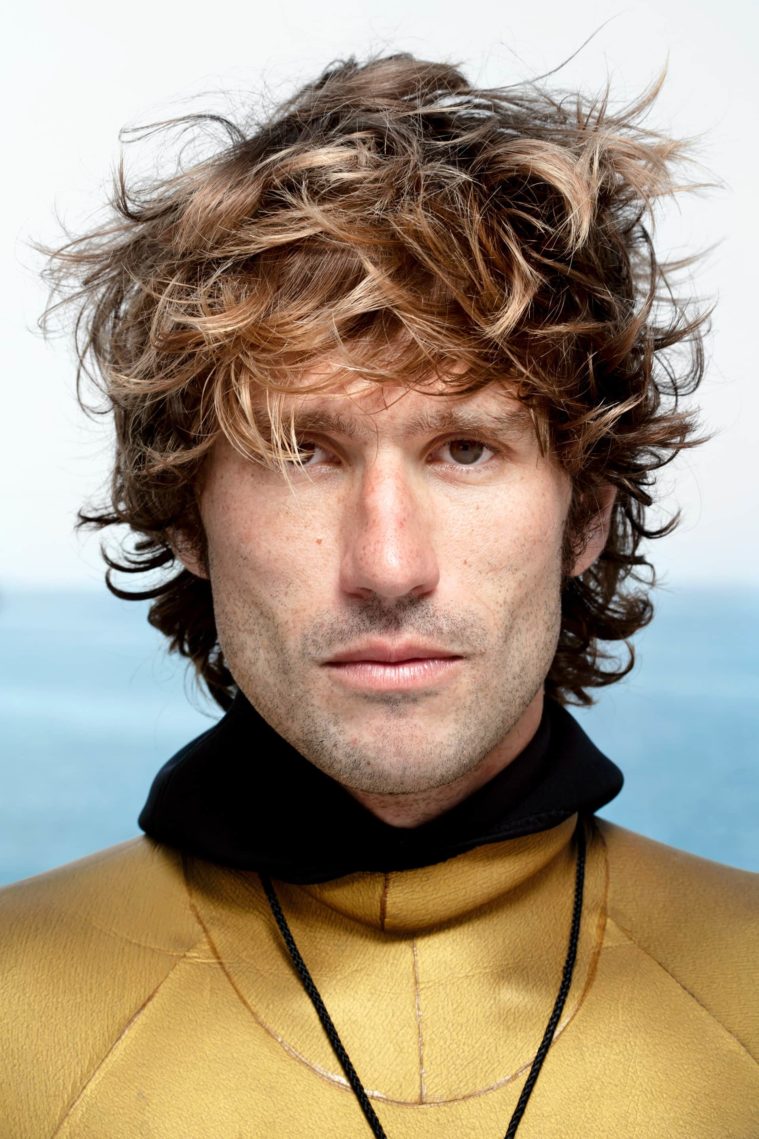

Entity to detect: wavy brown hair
[42,54,708,709]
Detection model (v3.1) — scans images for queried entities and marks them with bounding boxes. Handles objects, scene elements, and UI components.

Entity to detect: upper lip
[325,641,463,664]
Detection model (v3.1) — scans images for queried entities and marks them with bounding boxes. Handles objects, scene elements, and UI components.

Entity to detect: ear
[569,484,616,577]
[167,528,209,580]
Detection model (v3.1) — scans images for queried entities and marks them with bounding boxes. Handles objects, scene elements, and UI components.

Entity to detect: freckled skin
[185,381,611,827]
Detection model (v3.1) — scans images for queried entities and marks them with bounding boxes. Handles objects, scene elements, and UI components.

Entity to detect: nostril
[339,544,440,602]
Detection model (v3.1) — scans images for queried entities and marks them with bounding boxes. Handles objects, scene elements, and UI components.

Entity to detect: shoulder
[596,818,759,1057]
[0,836,200,951]
[0,839,205,1135]
[597,817,759,930]
[0,835,205,986]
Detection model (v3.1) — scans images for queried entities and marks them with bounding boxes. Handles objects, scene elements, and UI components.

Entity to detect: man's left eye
[439,439,493,466]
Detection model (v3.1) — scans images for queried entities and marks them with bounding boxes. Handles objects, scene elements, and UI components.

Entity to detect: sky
[2,0,757,588]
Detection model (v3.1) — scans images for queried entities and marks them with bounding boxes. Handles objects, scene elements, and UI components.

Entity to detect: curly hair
[42,53,707,709]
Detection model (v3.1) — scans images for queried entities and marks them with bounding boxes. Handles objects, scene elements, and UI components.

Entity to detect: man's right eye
[288,439,330,466]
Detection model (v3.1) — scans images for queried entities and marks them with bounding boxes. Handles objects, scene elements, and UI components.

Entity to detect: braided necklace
[261,816,586,1138]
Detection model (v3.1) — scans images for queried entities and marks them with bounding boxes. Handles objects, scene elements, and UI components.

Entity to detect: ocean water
[1,586,757,886]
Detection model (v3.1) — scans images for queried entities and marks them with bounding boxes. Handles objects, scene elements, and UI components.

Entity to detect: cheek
[458,477,568,584]
[202,478,330,618]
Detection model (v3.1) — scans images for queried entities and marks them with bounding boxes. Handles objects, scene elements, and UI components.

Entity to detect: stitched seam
[50,859,209,1135]
[411,939,426,1103]
[49,948,197,1136]
[574,817,609,1023]
[82,916,217,958]
[184,875,381,1096]
[379,873,390,931]
[185,932,595,1105]
[258,874,391,931]
[606,916,759,1067]
[188,872,531,1105]
[182,829,607,1107]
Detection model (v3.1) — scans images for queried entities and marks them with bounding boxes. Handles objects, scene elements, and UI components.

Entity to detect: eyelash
[289,437,498,469]
[435,439,496,467]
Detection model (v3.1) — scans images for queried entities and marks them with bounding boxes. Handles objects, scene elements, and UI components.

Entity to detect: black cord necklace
[261,816,586,1138]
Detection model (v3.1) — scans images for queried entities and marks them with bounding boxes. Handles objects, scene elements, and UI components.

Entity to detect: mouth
[323,641,464,692]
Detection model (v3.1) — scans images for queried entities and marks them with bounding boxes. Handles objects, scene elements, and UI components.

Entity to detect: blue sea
[1,586,757,886]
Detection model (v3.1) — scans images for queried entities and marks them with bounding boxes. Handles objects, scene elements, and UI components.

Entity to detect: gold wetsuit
[1,814,757,1137]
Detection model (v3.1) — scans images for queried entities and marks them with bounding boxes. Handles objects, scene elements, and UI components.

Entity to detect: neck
[345,691,545,827]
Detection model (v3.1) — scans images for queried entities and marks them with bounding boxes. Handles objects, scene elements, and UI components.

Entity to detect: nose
[339,459,440,602]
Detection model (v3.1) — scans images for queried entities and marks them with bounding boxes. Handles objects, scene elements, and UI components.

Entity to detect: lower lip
[324,657,462,692]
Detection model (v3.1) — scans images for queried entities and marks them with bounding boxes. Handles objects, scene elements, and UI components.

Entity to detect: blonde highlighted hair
[44,53,707,708]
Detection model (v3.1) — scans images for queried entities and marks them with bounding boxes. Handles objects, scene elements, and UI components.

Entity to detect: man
[1,54,757,1137]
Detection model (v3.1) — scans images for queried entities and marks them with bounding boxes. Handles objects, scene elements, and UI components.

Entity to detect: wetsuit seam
[606,915,758,1067]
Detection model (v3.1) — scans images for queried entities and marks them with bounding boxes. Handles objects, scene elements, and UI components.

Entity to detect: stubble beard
[216,582,563,798]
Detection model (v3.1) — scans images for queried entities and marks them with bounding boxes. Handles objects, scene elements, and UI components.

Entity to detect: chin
[321,739,482,796]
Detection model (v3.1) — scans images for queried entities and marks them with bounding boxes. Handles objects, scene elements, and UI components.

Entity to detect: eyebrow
[254,403,535,443]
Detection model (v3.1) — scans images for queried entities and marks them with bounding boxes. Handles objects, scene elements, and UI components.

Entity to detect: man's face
[191,378,599,797]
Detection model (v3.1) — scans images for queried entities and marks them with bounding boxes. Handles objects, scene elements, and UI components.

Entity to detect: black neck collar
[139,694,623,884]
